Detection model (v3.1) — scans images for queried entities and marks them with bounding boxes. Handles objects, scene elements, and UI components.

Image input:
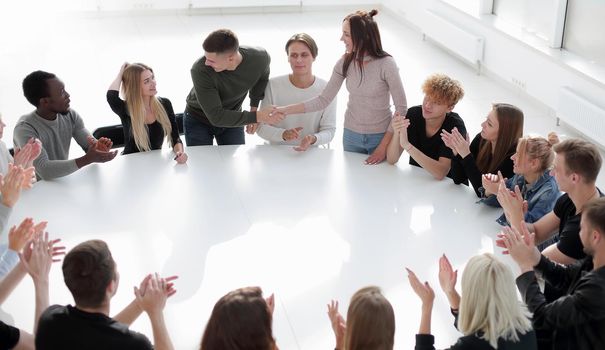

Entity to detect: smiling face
[287,41,315,77]
[481,108,500,142]
[140,69,157,97]
[340,20,353,53]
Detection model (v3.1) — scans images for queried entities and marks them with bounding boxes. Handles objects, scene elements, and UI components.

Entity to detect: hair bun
[369,9,378,17]
[547,132,560,146]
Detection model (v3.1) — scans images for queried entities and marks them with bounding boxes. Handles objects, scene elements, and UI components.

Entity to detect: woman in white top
[257,33,336,152]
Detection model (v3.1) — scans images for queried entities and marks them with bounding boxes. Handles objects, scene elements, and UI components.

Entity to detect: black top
[0,320,20,349]
[451,133,515,197]
[553,189,603,260]
[36,304,153,350]
[517,256,605,350]
[406,105,467,179]
[415,331,537,350]
[107,90,182,155]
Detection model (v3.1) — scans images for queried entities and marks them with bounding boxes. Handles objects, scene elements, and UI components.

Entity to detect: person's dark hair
[582,197,605,236]
[342,9,390,80]
[285,33,319,58]
[62,240,116,308]
[203,29,239,54]
[476,103,524,173]
[200,287,275,350]
[553,138,602,184]
[22,70,57,107]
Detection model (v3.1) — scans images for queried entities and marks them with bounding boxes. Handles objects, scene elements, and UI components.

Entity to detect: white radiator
[423,9,485,73]
[557,87,605,147]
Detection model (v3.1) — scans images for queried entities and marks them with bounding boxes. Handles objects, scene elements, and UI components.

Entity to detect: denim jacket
[480,170,560,226]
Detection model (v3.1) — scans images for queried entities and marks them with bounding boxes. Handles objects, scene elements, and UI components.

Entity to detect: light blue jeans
[342,128,385,155]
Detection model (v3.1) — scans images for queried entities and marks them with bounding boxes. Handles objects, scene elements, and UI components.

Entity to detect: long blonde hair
[458,253,533,349]
[345,286,395,350]
[121,63,172,151]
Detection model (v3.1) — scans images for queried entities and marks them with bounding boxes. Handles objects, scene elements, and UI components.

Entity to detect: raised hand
[134,273,169,317]
[497,181,525,229]
[265,293,275,315]
[14,138,42,169]
[19,232,54,284]
[441,127,470,158]
[282,127,303,141]
[327,300,346,350]
[8,218,35,252]
[500,224,540,272]
[95,137,114,152]
[437,255,457,295]
[391,113,411,149]
[406,268,435,307]
[482,171,504,196]
[294,134,317,152]
[1,164,26,208]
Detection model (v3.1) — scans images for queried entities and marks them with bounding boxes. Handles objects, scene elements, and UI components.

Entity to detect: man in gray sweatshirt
[14,71,117,180]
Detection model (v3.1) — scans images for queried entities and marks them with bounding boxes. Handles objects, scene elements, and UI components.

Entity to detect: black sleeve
[0,321,20,349]
[459,134,484,196]
[106,90,128,122]
[161,98,182,147]
[517,262,605,331]
[556,216,584,260]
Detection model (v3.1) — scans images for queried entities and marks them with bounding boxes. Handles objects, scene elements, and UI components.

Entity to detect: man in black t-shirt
[499,138,603,265]
[36,240,177,350]
[387,74,466,180]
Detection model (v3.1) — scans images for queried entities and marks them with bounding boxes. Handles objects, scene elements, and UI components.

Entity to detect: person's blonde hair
[121,63,172,152]
[421,73,464,107]
[516,134,558,173]
[344,286,395,350]
[458,253,533,349]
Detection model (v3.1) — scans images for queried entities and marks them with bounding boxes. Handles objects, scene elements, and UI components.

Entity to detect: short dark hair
[203,29,239,54]
[285,33,318,58]
[22,70,56,107]
[553,138,602,184]
[582,197,605,236]
[62,240,116,308]
[200,286,275,350]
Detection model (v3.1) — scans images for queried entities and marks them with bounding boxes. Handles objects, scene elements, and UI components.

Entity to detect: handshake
[256,105,287,125]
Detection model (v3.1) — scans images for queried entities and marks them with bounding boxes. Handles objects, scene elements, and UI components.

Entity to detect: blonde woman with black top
[108,63,187,163]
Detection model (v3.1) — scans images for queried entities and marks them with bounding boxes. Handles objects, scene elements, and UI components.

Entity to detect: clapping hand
[294,135,317,152]
[482,171,504,197]
[327,300,346,350]
[440,127,470,158]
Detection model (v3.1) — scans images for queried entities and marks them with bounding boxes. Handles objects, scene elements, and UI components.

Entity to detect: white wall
[382,0,605,118]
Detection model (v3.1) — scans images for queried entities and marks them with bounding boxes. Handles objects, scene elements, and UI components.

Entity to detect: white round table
[1,145,509,349]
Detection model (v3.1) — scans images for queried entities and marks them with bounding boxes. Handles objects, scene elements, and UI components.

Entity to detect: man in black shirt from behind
[36,240,177,350]
[502,197,605,350]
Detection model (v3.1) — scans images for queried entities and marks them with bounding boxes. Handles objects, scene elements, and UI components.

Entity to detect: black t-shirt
[0,320,20,349]
[405,105,467,178]
[107,90,182,155]
[36,304,153,350]
[554,189,604,259]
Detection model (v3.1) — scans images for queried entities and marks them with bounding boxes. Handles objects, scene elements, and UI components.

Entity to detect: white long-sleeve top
[258,74,336,146]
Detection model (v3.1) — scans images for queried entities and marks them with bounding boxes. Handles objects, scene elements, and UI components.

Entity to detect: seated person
[36,239,177,350]
[108,63,187,163]
[498,138,603,265]
[327,286,395,350]
[257,33,336,152]
[482,134,560,230]
[0,112,41,177]
[408,254,536,349]
[501,198,605,350]
[442,103,523,195]
[0,164,37,277]
[14,71,117,180]
[0,222,62,350]
[200,286,277,350]
[386,74,466,180]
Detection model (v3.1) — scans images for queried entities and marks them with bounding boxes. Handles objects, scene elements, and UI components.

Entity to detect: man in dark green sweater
[184,29,283,146]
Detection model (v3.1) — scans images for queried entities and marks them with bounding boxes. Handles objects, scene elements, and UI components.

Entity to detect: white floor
[0,5,604,350]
